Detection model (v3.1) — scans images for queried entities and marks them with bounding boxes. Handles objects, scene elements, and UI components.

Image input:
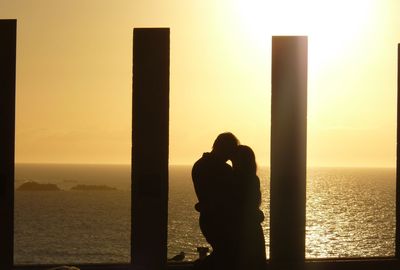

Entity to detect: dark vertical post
[270,36,308,265]
[396,43,400,259]
[132,28,169,270]
[0,19,16,270]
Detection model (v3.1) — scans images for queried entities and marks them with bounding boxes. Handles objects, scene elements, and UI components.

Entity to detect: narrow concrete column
[131,28,169,270]
[270,36,308,264]
[0,19,16,270]
[396,43,400,259]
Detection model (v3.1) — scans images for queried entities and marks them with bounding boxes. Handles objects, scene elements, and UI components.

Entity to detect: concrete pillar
[270,36,308,265]
[0,19,16,270]
[131,28,170,270]
[396,43,400,259]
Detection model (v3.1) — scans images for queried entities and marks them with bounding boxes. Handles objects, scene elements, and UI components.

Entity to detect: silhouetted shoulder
[192,153,211,177]
[193,153,228,180]
[192,152,233,213]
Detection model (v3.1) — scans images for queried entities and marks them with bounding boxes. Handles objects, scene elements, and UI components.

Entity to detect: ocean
[14,164,395,264]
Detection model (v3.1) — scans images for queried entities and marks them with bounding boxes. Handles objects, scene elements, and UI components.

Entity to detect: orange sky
[0,0,399,167]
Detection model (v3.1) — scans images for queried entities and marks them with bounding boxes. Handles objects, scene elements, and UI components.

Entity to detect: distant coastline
[70,184,117,191]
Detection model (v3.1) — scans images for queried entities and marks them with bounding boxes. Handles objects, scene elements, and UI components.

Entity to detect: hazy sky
[1,0,399,167]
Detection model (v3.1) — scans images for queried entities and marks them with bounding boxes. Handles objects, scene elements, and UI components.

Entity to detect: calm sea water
[14,164,395,264]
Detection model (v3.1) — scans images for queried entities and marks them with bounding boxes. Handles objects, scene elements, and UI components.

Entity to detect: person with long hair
[231,145,266,270]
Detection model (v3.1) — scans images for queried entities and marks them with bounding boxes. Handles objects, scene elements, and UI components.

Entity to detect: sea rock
[17,181,60,191]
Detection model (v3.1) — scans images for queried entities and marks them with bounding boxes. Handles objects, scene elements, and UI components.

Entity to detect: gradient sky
[1,0,399,167]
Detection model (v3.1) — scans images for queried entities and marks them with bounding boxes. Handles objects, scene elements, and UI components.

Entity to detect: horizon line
[14,162,396,169]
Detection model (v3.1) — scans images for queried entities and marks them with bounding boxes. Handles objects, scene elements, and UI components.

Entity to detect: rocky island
[70,184,117,191]
[17,181,60,191]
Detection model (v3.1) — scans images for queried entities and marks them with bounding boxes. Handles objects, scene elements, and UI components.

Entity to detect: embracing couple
[192,132,266,270]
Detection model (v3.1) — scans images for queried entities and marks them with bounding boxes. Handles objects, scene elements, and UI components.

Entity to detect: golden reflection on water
[304,168,395,258]
[169,167,395,260]
[14,164,396,263]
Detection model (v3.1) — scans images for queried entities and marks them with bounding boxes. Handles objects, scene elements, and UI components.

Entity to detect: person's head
[211,132,239,161]
[233,145,257,174]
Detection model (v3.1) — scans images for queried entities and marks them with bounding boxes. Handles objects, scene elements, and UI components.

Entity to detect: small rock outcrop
[17,181,60,191]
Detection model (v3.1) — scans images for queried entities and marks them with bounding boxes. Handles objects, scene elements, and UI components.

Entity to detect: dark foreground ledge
[12,257,400,270]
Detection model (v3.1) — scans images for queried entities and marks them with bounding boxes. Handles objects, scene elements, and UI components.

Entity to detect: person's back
[192,152,233,246]
[192,132,239,269]
[192,152,233,215]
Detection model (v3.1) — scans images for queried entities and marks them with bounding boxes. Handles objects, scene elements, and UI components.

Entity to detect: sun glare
[233,0,374,71]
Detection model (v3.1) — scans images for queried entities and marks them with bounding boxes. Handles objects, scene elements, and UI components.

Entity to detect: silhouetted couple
[192,132,266,270]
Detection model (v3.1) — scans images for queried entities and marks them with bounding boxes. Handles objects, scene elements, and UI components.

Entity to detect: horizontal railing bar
[12,258,400,270]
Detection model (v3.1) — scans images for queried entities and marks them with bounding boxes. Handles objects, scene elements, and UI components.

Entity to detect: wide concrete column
[131,28,170,270]
[270,36,308,265]
[396,43,400,259]
[0,19,16,270]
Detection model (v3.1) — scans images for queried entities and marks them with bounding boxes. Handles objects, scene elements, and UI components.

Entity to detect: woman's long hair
[234,145,257,175]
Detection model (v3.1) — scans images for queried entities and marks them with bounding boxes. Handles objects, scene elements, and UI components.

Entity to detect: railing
[1,20,400,270]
